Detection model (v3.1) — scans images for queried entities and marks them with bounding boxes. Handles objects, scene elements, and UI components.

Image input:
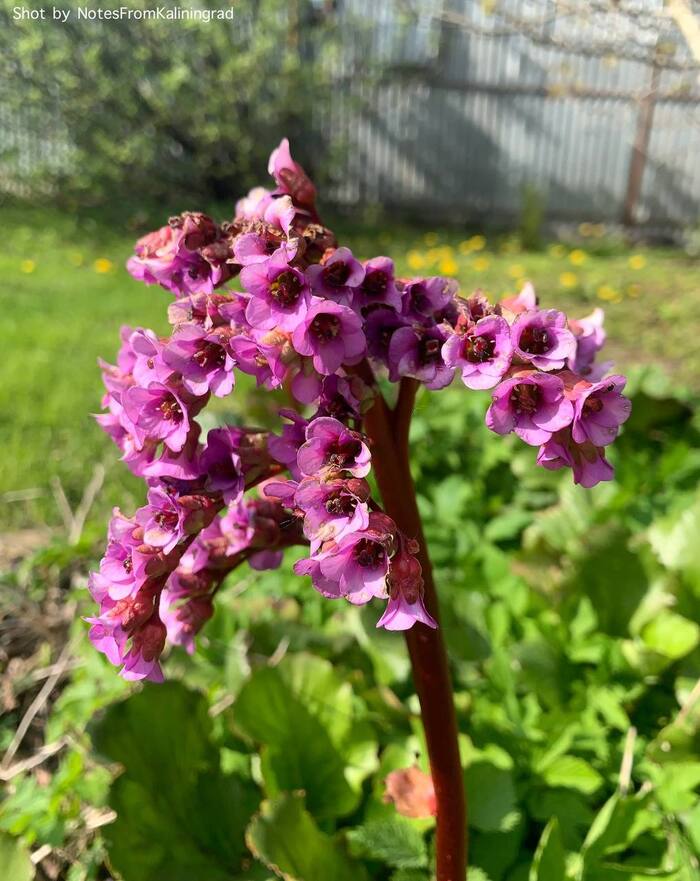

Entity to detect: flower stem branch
[363,389,467,881]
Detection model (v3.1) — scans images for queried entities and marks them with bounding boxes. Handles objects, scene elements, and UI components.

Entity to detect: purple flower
[568,308,607,376]
[572,375,631,447]
[511,310,575,371]
[486,372,574,446]
[364,305,408,363]
[242,249,311,331]
[401,277,457,319]
[160,589,214,655]
[268,409,309,480]
[163,325,235,398]
[236,186,274,220]
[377,592,436,631]
[388,325,454,390]
[297,417,371,478]
[295,513,395,604]
[500,282,538,316]
[442,315,513,390]
[352,257,402,312]
[135,486,187,554]
[267,138,317,213]
[537,431,614,488]
[315,375,368,421]
[230,336,285,390]
[123,382,190,453]
[291,300,366,375]
[121,617,167,682]
[295,476,371,550]
[129,328,172,387]
[305,247,365,302]
[199,427,245,503]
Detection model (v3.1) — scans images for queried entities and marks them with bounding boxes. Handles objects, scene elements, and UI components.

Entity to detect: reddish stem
[363,382,467,881]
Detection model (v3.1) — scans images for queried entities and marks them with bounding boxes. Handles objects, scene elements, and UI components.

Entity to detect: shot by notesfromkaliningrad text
[12,6,237,22]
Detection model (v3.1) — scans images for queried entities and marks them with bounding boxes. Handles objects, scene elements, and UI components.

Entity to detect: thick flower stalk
[90,138,630,879]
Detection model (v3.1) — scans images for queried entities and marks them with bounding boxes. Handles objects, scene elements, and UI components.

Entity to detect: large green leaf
[640,612,700,661]
[0,832,34,881]
[529,818,566,881]
[246,793,368,881]
[540,756,603,796]
[92,682,259,881]
[347,817,428,869]
[232,657,367,820]
[465,761,520,833]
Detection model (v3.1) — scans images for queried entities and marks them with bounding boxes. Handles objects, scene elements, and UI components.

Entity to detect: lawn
[2,204,699,534]
[3,204,700,881]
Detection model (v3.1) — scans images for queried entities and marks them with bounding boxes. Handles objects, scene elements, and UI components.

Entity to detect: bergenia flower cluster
[89,138,630,681]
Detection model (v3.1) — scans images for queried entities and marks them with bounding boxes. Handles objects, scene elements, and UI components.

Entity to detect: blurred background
[2,3,700,881]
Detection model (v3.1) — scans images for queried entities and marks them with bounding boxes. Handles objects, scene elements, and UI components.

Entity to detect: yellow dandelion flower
[569,249,587,266]
[578,222,594,237]
[473,256,491,272]
[548,243,566,258]
[468,235,486,251]
[20,259,36,274]
[458,240,473,254]
[559,271,578,288]
[423,232,438,246]
[407,251,426,271]
[439,257,459,276]
[507,264,525,278]
[69,252,84,267]
[591,224,606,238]
[626,283,642,298]
[94,258,114,274]
[596,284,620,302]
[628,254,646,270]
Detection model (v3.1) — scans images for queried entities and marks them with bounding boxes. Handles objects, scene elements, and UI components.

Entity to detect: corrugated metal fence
[2,0,700,227]
[320,0,700,227]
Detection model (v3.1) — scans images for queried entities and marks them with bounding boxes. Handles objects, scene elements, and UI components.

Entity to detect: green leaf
[465,761,520,833]
[232,662,360,820]
[347,818,428,869]
[529,818,566,881]
[640,612,700,661]
[541,756,603,795]
[246,793,368,881]
[92,682,259,881]
[581,793,658,874]
[0,832,34,881]
[648,492,700,577]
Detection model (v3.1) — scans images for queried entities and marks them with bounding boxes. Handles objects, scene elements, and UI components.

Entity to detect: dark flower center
[270,270,303,306]
[193,342,226,369]
[510,383,540,414]
[410,286,431,313]
[311,314,341,342]
[155,510,179,530]
[325,492,357,516]
[159,395,183,422]
[464,334,495,363]
[123,556,133,574]
[363,270,388,297]
[323,261,350,287]
[519,325,551,355]
[327,437,362,468]
[418,337,442,366]
[583,396,604,414]
[354,538,384,568]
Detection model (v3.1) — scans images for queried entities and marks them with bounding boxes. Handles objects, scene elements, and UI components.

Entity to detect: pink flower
[537,430,614,488]
[388,325,454,390]
[242,248,311,331]
[123,382,190,452]
[572,374,631,447]
[297,417,371,478]
[511,310,575,371]
[163,325,235,398]
[305,247,365,302]
[486,372,574,446]
[442,315,513,390]
[291,300,365,375]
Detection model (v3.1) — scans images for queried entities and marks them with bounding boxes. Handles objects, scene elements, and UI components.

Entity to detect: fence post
[623,59,660,226]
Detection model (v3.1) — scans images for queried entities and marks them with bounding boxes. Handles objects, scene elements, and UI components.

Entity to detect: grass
[2,204,699,530]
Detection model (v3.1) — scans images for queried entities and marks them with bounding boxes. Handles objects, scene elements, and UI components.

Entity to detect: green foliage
[518,183,545,251]
[247,793,368,881]
[0,831,34,881]
[91,682,260,881]
[0,0,340,205]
